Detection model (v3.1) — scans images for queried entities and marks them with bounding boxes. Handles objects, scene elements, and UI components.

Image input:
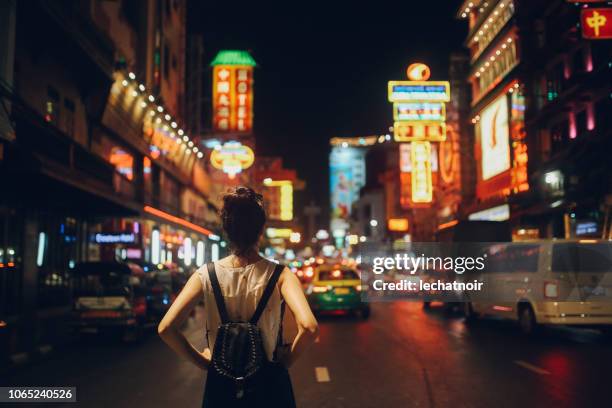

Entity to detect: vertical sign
[211,51,256,133]
[235,68,253,131]
[213,66,232,131]
[411,141,433,203]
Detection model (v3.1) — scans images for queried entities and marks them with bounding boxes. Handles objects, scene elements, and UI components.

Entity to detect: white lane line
[514,360,550,375]
[315,366,331,382]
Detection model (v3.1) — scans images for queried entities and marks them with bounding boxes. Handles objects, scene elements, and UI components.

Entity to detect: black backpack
[207,261,284,400]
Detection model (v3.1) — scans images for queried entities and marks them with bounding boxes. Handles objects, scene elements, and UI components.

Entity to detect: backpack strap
[249,263,284,324]
[207,262,229,324]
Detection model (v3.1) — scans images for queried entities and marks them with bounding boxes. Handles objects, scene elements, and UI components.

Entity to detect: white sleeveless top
[197,257,283,361]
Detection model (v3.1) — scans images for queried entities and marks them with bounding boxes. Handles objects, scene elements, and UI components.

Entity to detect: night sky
[188,1,466,222]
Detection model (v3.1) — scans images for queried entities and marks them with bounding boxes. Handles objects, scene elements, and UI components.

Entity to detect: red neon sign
[581,8,612,39]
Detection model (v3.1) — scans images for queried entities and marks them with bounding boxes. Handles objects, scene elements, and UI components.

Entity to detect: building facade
[457,0,612,239]
[0,0,221,366]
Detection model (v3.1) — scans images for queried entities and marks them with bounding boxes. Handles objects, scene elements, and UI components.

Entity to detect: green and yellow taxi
[306,265,370,319]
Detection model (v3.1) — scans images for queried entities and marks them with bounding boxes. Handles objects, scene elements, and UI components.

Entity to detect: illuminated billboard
[263,179,294,221]
[479,94,510,180]
[399,143,438,172]
[210,141,255,178]
[410,141,433,203]
[211,51,256,132]
[388,218,409,232]
[388,81,450,102]
[394,102,445,122]
[394,121,446,142]
[581,8,612,39]
[329,146,366,230]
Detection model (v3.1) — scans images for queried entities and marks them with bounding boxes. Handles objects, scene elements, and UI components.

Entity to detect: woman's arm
[279,267,319,368]
[158,273,210,370]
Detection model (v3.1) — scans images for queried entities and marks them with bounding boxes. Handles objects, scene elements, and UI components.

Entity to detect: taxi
[306,265,370,318]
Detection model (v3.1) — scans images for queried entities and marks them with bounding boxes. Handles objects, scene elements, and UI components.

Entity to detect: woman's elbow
[157,321,172,339]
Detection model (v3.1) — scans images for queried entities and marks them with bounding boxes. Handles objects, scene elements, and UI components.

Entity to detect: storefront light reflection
[196,241,205,267]
[184,237,193,267]
[151,229,160,264]
[211,243,219,262]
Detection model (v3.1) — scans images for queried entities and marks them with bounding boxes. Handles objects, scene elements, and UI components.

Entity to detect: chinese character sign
[212,65,254,132]
[581,8,612,39]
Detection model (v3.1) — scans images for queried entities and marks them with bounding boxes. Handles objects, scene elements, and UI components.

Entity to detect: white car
[463,240,612,335]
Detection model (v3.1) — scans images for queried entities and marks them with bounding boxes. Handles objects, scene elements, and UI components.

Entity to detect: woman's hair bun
[223,186,263,206]
[220,186,266,255]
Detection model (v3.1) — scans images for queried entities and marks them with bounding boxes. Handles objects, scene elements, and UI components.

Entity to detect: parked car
[71,261,148,340]
[463,240,612,335]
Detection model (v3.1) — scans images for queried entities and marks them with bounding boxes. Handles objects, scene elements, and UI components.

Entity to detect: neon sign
[393,102,446,122]
[410,141,433,203]
[263,179,294,221]
[394,121,446,142]
[388,81,450,102]
[211,51,256,132]
[581,8,612,39]
[210,141,255,178]
[406,63,431,81]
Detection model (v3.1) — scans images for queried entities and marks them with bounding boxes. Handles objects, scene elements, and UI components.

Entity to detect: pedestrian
[158,186,318,407]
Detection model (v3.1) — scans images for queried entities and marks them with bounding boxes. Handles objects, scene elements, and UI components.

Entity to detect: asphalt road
[6,302,612,408]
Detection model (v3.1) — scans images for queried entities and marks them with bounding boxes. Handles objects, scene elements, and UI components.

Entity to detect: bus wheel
[518,304,538,336]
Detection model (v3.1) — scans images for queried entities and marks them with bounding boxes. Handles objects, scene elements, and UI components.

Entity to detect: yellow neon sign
[411,141,433,203]
[394,121,447,142]
[263,179,294,221]
[266,228,293,239]
[210,141,255,178]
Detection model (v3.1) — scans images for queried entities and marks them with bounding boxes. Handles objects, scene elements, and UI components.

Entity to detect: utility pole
[303,200,321,243]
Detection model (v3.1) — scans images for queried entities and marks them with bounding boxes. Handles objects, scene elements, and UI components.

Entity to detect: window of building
[572,48,584,76]
[576,110,587,134]
[0,207,23,317]
[37,215,77,309]
[45,86,60,125]
[550,119,569,156]
[546,63,564,102]
[64,98,75,137]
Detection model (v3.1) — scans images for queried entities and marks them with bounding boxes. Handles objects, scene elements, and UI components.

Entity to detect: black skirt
[202,362,296,408]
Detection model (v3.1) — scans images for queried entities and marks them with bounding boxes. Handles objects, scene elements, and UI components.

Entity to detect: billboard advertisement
[388,81,451,102]
[329,146,366,231]
[479,93,511,180]
[393,102,446,122]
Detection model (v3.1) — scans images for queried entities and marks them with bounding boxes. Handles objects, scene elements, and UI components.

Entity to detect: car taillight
[312,285,330,293]
[544,281,559,299]
[132,297,147,315]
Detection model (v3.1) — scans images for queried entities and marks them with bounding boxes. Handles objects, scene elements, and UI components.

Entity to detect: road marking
[514,360,550,375]
[315,366,331,382]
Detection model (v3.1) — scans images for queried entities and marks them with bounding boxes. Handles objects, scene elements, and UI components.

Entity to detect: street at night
[2,0,612,407]
[8,302,612,407]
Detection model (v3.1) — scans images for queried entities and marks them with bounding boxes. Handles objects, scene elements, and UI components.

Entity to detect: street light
[370,219,378,227]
